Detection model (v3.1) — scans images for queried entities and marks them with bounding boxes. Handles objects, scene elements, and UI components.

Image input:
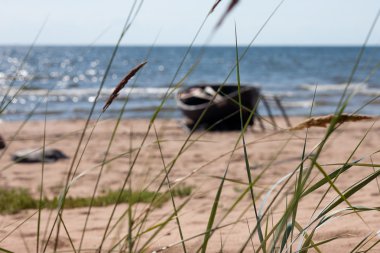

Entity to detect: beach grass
[0,185,192,214]
[0,0,380,252]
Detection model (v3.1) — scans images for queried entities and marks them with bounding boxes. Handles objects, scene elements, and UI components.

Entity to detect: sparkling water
[0,46,379,120]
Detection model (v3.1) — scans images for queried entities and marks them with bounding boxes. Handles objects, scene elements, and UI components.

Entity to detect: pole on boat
[260,95,277,130]
[274,96,291,128]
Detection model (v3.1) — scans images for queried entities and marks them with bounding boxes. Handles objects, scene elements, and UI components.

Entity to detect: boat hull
[176,84,260,130]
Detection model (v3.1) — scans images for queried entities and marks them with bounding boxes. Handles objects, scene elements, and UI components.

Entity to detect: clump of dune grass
[0,188,37,214]
[0,185,192,214]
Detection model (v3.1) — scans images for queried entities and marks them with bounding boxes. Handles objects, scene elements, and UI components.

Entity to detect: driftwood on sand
[290,114,373,131]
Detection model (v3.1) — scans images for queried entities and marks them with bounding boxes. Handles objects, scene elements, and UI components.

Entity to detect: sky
[1,0,380,46]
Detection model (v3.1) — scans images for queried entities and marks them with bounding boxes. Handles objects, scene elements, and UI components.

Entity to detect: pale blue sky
[1,0,380,46]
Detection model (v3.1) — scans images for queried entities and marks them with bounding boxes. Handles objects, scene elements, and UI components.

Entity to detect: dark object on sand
[176,84,260,130]
[12,148,68,163]
[0,135,5,149]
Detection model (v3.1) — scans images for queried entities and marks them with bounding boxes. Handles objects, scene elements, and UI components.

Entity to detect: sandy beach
[0,117,379,252]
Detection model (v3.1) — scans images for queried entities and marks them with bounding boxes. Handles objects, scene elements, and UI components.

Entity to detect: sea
[0,46,379,121]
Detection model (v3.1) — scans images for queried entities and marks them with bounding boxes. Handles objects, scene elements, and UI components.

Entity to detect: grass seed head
[209,0,222,15]
[290,114,373,131]
[216,0,239,28]
[102,61,147,112]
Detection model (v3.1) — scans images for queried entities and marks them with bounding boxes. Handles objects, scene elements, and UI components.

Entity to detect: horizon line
[0,43,379,47]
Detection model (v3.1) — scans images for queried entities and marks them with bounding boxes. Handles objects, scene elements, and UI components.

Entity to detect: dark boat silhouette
[176,84,260,130]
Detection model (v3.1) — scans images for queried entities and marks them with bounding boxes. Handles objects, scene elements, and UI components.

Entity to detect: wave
[0,87,177,100]
[2,82,380,105]
[298,83,368,91]
[3,82,380,99]
[281,100,314,108]
[298,83,380,97]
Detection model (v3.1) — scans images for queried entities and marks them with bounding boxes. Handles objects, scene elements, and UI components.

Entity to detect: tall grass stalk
[36,95,48,253]
[92,38,156,251]
[0,211,38,243]
[153,124,187,252]
[77,56,148,253]
[99,20,205,253]
[42,1,145,251]
[235,24,264,248]
[127,127,134,253]
[289,84,317,253]
[76,2,149,251]
[174,3,288,250]
[0,17,48,112]
[97,2,223,249]
[335,9,380,111]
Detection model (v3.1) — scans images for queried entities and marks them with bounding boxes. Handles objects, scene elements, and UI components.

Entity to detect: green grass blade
[136,197,191,252]
[0,17,48,112]
[0,211,37,243]
[37,94,48,253]
[350,232,375,253]
[314,161,368,228]
[58,214,77,253]
[302,161,359,197]
[234,23,264,248]
[361,238,380,252]
[153,124,187,253]
[200,166,229,253]
[290,84,318,252]
[0,247,14,253]
[335,9,380,111]
[45,1,145,249]
[100,8,213,248]
[77,21,151,252]
[319,169,380,218]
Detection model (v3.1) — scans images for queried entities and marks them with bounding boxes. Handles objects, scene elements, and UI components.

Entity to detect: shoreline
[0,117,379,252]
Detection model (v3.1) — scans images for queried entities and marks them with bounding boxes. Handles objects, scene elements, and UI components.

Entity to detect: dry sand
[0,117,379,252]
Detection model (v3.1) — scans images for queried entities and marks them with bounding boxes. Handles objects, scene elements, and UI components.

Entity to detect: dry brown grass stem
[209,0,222,15]
[102,61,147,112]
[216,0,239,28]
[290,113,373,131]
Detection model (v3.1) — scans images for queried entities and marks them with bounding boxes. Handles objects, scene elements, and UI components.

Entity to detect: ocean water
[0,46,379,121]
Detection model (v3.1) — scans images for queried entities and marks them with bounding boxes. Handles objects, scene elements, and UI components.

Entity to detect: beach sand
[0,117,379,252]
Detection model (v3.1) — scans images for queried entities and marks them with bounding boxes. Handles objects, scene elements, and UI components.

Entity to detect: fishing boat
[176,84,260,130]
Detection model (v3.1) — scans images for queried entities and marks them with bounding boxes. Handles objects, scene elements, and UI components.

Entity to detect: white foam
[0,86,176,99]
[300,83,380,97]
[281,100,314,108]
[299,83,368,92]
[264,91,296,98]
[358,88,380,96]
